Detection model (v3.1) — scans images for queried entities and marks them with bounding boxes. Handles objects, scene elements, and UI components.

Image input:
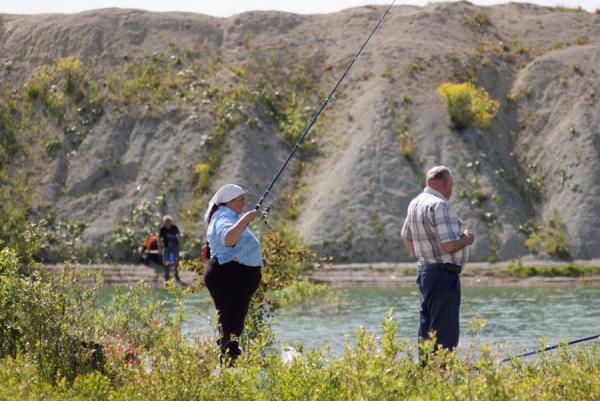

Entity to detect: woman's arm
[224,211,258,247]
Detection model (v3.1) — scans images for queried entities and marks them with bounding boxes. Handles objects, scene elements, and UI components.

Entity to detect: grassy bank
[494,261,600,278]
[2,244,600,400]
[1,314,598,401]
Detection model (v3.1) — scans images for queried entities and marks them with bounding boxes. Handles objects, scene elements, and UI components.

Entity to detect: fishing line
[255,0,397,218]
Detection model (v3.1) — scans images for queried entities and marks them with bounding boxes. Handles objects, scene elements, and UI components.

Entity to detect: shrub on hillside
[467,11,492,33]
[524,209,571,259]
[56,57,83,95]
[437,82,500,129]
[194,163,211,192]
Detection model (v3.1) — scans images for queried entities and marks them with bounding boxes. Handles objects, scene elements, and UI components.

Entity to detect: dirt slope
[1,2,599,262]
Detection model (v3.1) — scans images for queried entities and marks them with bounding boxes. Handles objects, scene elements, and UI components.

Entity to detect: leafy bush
[108,200,161,261]
[99,283,168,350]
[194,163,211,191]
[56,57,83,95]
[0,246,177,384]
[438,82,500,129]
[524,209,571,259]
[467,11,492,33]
[45,90,68,121]
[45,140,64,155]
[0,253,102,382]
[268,278,338,309]
[24,66,52,101]
[244,224,318,341]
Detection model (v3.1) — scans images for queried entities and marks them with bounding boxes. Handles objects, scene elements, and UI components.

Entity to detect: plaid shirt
[401,187,468,266]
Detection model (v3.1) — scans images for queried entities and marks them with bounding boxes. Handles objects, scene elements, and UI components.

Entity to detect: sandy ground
[308,258,600,287]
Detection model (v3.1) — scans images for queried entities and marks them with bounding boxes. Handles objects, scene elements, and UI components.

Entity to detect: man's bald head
[426,166,453,199]
[426,166,452,182]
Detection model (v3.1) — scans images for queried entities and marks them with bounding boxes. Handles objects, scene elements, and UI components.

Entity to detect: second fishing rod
[254,0,396,217]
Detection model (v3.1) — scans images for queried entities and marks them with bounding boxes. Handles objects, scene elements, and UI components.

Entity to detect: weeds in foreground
[2,245,600,400]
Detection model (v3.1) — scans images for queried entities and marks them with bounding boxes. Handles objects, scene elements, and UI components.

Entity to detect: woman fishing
[203,184,263,365]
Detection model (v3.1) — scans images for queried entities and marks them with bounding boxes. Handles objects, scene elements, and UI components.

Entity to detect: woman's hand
[241,210,258,224]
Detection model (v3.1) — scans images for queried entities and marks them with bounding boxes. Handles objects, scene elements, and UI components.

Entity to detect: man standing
[401,166,475,352]
[159,215,183,282]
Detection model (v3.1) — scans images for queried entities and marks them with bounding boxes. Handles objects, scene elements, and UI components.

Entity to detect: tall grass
[1,245,600,400]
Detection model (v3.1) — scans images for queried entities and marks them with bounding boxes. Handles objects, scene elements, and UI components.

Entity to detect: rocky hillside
[1,2,599,262]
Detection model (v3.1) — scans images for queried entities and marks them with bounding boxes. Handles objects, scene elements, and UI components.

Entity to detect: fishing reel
[261,206,271,225]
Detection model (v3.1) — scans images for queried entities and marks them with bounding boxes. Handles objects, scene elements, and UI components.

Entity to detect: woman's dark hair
[206,203,224,225]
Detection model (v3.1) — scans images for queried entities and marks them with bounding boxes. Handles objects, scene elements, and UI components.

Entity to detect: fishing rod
[255,0,396,217]
[500,334,599,363]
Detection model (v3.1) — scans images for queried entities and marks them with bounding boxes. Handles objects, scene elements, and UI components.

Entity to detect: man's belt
[422,262,462,274]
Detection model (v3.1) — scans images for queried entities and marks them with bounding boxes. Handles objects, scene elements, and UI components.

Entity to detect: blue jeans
[163,247,179,281]
[416,263,461,350]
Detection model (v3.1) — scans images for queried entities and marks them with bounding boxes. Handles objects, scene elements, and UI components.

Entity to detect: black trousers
[203,259,261,362]
[416,263,461,351]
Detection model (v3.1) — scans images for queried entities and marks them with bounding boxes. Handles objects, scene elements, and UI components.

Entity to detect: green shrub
[45,140,64,156]
[108,200,160,261]
[24,66,52,101]
[0,177,36,263]
[194,163,211,192]
[524,209,571,259]
[100,283,168,350]
[438,82,500,129]
[56,57,83,95]
[467,11,492,33]
[506,89,519,104]
[268,278,336,309]
[244,224,318,341]
[0,253,102,383]
[406,57,427,77]
[382,65,395,82]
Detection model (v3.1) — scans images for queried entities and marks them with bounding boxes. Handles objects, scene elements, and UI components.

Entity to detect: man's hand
[440,229,475,254]
[463,229,475,246]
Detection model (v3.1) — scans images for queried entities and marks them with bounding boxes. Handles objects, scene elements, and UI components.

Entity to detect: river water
[158,286,598,356]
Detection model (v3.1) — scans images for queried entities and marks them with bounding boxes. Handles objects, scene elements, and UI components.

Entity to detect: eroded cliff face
[1,3,599,262]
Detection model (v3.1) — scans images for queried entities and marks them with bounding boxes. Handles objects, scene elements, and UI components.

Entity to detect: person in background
[158,215,183,282]
[203,184,263,365]
[401,166,475,356]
